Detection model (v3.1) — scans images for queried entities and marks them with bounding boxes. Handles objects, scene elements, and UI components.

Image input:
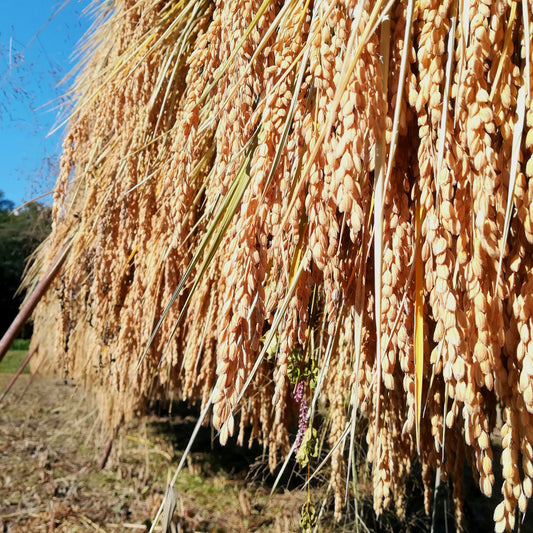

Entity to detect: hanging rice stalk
[25,0,533,530]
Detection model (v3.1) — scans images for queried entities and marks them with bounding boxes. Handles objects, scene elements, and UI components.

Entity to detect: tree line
[0,191,51,338]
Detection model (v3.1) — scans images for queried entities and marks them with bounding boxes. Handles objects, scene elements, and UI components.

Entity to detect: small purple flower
[294,381,309,452]
[294,380,304,403]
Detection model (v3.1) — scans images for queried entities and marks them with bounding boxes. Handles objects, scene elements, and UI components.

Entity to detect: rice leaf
[495,84,526,291]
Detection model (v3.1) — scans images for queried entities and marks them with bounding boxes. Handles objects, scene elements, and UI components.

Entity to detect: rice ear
[24,1,533,530]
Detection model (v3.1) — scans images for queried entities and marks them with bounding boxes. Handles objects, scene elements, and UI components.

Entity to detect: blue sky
[0,1,90,209]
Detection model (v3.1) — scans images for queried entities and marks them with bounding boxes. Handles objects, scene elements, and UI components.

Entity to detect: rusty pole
[0,239,71,363]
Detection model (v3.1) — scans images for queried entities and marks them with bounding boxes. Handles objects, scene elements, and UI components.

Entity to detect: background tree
[0,191,14,216]
[0,191,51,337]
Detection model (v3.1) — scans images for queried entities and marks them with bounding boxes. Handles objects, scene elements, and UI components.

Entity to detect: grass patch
[0,349,30,374]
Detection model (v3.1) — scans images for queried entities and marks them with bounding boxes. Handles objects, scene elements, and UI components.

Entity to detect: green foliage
[263,336,319,390]
[300,499,317,533]
[11,339,30,350]
[287,346,319,390]
[296,427,318,469]
[0,193,15,215]
[0,192,51,337]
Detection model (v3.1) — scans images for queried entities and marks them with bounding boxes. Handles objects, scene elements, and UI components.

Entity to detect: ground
[3,357,525,532]
[0,373,317,532]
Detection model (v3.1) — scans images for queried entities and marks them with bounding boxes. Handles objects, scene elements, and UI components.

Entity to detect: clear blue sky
[0,1,90,209]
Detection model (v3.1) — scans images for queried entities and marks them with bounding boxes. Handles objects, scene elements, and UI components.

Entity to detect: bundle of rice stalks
[26,0,533,530]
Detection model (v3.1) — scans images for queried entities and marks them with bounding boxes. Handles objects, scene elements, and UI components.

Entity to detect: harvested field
[0,374,312,532]
[3,372,533,532]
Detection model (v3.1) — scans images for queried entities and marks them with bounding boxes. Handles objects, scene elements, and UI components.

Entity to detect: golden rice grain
[22,0,533,530]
